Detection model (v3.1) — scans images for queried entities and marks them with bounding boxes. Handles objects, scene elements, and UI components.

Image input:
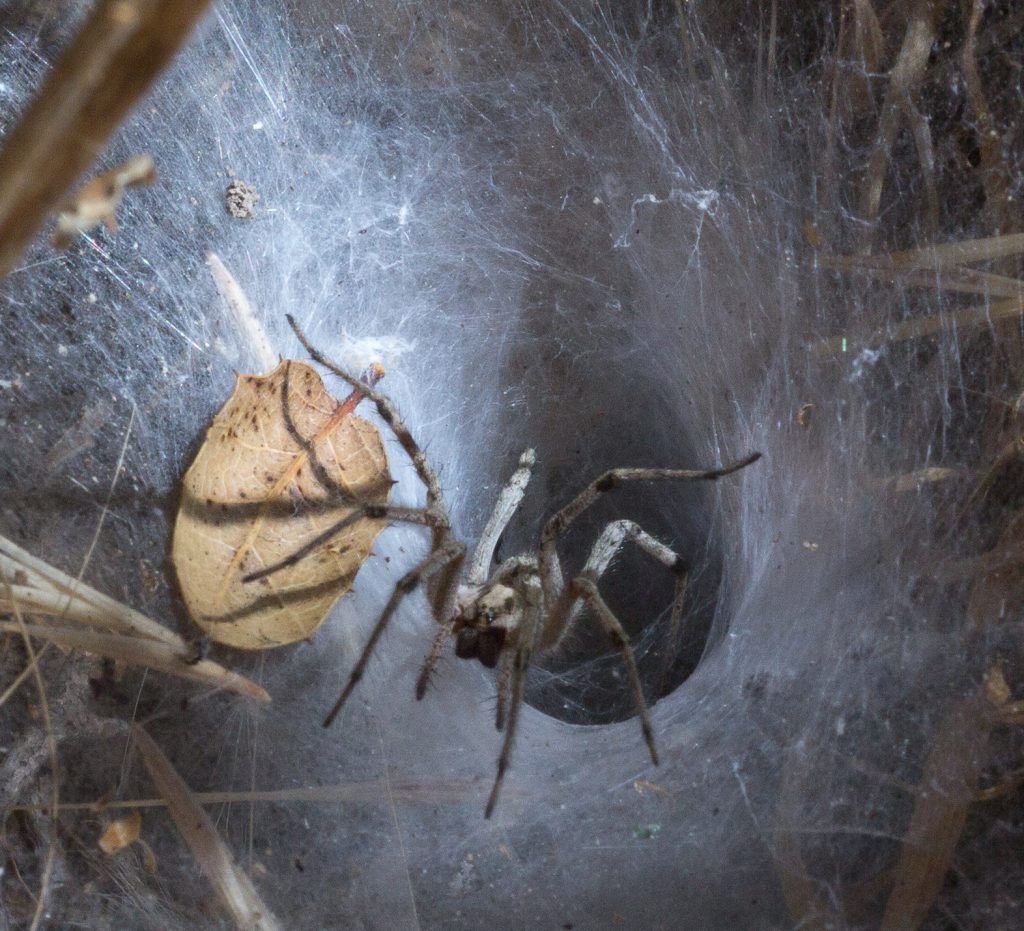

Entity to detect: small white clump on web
[334,329,413,375]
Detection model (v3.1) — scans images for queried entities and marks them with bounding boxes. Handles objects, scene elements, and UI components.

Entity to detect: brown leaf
[172,360,390,649]
[51,155,156,248]
[98,811,142,855]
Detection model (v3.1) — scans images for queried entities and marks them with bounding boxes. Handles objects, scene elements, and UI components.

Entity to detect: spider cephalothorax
[453,582,523,668]
[245,315,761,817]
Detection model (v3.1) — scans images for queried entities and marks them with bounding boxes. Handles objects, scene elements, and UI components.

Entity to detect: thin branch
[0,0,214,279]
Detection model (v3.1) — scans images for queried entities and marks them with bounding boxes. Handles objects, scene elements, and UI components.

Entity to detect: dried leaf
[172,360,390,649]
[98,811,142,855]
[51,155,156,248]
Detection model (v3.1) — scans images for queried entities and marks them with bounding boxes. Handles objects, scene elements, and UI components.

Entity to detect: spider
[245,315,761,817]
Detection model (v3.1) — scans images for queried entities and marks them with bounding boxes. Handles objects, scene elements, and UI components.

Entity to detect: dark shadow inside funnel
[493,382,725,727]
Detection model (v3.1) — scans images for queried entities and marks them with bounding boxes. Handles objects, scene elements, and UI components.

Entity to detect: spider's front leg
[484,573,543,819]
[413,449,536,700]
[323,536,465,726]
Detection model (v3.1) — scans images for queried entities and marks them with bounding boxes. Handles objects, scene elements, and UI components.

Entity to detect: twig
[0,533,270,701]
[0,620,269,702]
[0,0,214,279]
[1,575,59,931]
[132,724,282,931]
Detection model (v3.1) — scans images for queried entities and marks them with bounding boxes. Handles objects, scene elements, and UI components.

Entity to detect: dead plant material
[961,0,1012,236]
[1,574,59,931]
[966,509,1024,629]
[207,252,277,371]
[813,293,1024,358]
[0,620,269,701]
[0,0,214,279]
[870,466,962,494]
[820,252,1024,300]
[858,0,944,237]
[51,155,155,249]
[879,669,1010,930]
[772,745,843,931]
[97,811,141,855]
[172,360,390,649]
[132,725,282,931]
[0,532,269,701]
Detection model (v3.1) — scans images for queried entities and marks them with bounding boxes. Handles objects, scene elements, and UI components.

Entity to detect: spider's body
[246,316,761,817]
[453,580,523,668]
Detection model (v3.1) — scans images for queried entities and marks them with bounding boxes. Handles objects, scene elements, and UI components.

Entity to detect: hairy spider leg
[287,314,457,620]
[571,576,659,764]
[554,519,689,642]
[474,555,539,732]
[572,521,692,688]
[527,456,759,774]
[466,449,536,585]
[243,504,446,583]
[323,539,466,727]
[485,574,542,819]
[416,450,536,699]
[537,452,761,611]
[493,647,516,732]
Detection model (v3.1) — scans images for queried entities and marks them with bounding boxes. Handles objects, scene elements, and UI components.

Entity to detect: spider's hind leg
[538,520,693,770]
[570,575,660,767]
[541,519,689,653]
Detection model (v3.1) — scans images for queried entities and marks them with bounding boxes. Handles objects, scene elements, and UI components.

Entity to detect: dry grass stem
[813,293,1024,357]
[871,466,963,493]
[880,681,1005,930]
[0,620,269,701]
[0,532,269,701]
[820,253,1024,300]
[1,576,60,931]
[858,0,942,235]
[961,0,1011,235]
[2,777,488,814]
[132,724,282,931]
[207,252,278,372]
[872,233,1024,271]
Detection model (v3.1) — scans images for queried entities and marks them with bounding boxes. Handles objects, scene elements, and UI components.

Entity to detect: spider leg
[413,544,468,700]
[414,618,454,700]
[485,575,542,819]
[466,449,536,585]
[537,451,760,608]
[288,314,447,518]
[493,647,515,731]
[289,314,460,617]
[323,538,465,726]
[570,575,659,767]
[542,519,689,651]
[243,503,447,583]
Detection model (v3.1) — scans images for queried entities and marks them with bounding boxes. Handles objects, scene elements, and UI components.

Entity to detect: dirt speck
[225,180,259,219]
